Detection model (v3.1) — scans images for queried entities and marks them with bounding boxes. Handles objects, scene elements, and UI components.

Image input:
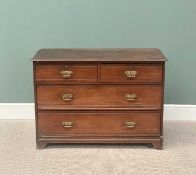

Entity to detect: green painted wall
[0,0,196,104]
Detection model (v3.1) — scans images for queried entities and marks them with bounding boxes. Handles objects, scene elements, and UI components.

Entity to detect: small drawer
[37,85,162,110]
[100,64,162,83]
[36,64,97,82]
[38,112,161,135]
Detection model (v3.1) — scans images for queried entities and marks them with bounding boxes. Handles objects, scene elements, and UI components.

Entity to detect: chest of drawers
[32,48,167,149]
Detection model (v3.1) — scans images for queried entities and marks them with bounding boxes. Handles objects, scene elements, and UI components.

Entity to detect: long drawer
[37,85,162,110]
[38,112,161,135]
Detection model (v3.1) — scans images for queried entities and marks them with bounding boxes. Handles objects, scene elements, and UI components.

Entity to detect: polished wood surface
[37,85,162,109]
[32,48,166,62]
[38,112,160,135]
[36,64,97,82]
[100,64,162,83]
[32,48,166,150]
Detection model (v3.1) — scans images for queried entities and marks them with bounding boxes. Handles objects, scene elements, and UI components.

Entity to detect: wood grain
[37,85,162,109]
[32,48,167,62]
[100,64,162,83]
[36,64,97,82]
[32,48,166,149]
[38,112,160,135]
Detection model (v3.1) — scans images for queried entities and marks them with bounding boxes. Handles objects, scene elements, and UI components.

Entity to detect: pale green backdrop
[0,0,196,104]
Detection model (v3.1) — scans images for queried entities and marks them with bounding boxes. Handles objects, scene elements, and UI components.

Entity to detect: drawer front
[100,64,162,83]
[36,64,97,82]
[38,112,160,135]
[37,85,162,109]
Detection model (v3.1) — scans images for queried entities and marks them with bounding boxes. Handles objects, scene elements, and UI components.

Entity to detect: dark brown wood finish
[32,48,167,150]
[32,48,166,62]
[100,64,162,83]
[36,64,97,82]
[38,112,160,135]
[37,85,162,109]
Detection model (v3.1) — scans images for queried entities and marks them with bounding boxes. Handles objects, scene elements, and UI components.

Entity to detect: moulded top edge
[32,48,167,62]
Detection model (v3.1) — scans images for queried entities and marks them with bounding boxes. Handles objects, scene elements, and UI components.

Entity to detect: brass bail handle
[125,93,137,101]
[125,70,137,78]
[61,94,73,101]
[60,70,73,78]
[62,121,73,128]
[124,121,136,128]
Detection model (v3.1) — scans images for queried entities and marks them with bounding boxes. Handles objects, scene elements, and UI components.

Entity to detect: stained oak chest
[32,48,167,149]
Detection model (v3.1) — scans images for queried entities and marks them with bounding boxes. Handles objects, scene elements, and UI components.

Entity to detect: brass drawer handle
[62,121,73,128]
[125,70,137,78]
[61,94,73,101]
[60,70,73,78]
[125,121,136,128]
[125,93,137,101]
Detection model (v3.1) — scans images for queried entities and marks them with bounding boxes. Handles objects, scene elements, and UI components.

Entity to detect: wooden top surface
[32,48,167,62]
